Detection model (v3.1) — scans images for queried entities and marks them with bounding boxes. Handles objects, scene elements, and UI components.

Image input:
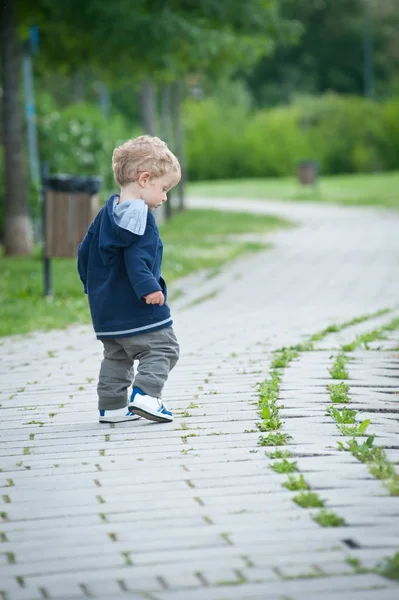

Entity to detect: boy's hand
[144,291,165,306]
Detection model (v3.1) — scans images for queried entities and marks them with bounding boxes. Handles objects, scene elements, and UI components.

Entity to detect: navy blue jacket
[77,195,172,339]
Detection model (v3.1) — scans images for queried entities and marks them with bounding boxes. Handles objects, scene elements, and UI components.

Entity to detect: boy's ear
[137,171,151,187]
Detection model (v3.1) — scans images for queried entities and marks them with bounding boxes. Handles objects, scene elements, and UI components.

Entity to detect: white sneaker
[99,408,141,424]
[128,394,173,423]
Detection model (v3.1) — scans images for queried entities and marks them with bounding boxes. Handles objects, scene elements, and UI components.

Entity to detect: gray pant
[97,326,179,410]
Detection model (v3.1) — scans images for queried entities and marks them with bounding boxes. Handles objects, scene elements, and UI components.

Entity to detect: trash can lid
[45,174,102,194]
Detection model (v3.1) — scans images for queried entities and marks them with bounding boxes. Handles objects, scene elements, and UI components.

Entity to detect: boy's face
[141,173,179,211]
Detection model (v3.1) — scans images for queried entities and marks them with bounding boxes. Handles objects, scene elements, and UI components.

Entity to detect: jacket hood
[99,195,148,265]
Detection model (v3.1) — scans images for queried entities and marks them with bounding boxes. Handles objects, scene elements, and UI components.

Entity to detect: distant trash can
[297,160,319,185]
[43,174,101,258]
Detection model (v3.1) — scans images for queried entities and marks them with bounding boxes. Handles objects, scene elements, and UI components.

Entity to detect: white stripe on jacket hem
[95,317,172,336]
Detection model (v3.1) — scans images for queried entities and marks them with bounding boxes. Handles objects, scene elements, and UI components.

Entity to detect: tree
[245,0,399,107]
[1,0,33,254]
[1,0,289,249]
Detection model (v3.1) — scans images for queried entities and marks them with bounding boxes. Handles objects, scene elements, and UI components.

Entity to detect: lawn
[0,209,291,337]
[188,171,399,209]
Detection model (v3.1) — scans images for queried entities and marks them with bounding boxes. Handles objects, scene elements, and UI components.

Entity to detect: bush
[297,94,384,174]
[379,98,399,170]
[183,92,399,180]
[242,105,312,177]
[37,93,138,193]
[183,97,249,181]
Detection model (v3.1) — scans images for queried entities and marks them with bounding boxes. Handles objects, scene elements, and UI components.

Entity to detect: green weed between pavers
[312,509,346,527]
[270,459,298,474]
[293,492,324,508]
[378,552,399,580]
[325,332,399,496]
[256,310,396,529]
[338,420,370,437]
[268,449,291,459]
[271,348,298,369]
[327,382,350,403]
[328,353,350,379]
[347,552,399,581]
[283,474,309,491]
[256,348,329,518]
[0,209,291,337]
[325,406,357,424]
[338,436,399,495]
[288,308,392,353]
[342,316,399,352]
[258,432,292,446]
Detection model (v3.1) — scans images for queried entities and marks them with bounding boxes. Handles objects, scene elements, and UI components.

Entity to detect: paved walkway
[1,197,399,599]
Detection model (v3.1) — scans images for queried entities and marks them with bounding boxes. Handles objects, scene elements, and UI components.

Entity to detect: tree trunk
[171,80,185,212]
[160,82,172,220]
[1,0,33,254]
[72,71,85,104]
[140,79,156,136]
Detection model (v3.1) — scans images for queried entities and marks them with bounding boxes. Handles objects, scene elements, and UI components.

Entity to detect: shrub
[183,91,399,181]
[37,93,137,193]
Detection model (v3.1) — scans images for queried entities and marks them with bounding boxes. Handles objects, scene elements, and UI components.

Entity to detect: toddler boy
[77,135,181,424]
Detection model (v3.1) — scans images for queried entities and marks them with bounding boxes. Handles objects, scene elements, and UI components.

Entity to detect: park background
[1,0,399,336]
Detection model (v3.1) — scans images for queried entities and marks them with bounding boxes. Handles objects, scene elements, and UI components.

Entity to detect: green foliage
[327,382,350,404]
[342,316,399,351]
[328,353,350,380]
[246,0,399,104]
[339,419,370,437]
[183,84,251,180]
[258,432,292,447]
[271,348,299,369]
[293,492,324,508]
[326,406,357,424]
[283,474,309,491]
[312,509,346,528]
[184,93,399,181]
[242,105,312,177]
[270,459,298,474]
[337,434,399,494]
[337,435,376,460]
[257,371,281,403]
[377,552,399,580]
[37,93,133,192]
[268,449,292,460]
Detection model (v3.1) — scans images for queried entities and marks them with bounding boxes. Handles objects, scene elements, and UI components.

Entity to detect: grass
[271,348,299,369]
[347,553,399,581]
[327,382,350,403]
[0,209,291,337]
[188,171,399,210]
[270,459,298,474]
[293,492,324,508]
[258,432,292,446]
[338,420,370,437]
[329,353,350,379]
[283,474,309,491]
[268,449,291,459]
[338,436,399,495]
[312,509,346,527]
[325,406,357,424]
[378,552,399,580]
[342,316,399,351]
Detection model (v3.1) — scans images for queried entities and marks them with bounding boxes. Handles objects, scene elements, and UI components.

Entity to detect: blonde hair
[112,135,181,186]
